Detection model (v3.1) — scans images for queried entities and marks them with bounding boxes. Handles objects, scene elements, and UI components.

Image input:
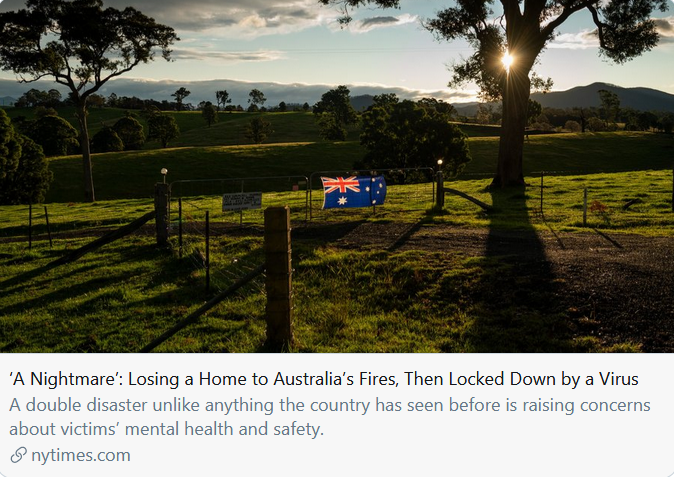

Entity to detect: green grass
[38,130,673,203]
[1,111,673,353]
[0,232,605,353]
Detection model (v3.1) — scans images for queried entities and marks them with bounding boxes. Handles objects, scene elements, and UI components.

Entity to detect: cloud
[171,48,286,63]
[548,30,599,50]
[654,16,674,43]
[0,0,331,37]
[350,14,419,33]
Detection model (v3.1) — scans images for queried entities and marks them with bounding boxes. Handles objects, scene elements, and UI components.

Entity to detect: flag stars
[338,197,347,205]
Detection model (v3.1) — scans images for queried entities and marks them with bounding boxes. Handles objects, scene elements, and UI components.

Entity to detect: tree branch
[541,0,597,39]
[586,4,613,52]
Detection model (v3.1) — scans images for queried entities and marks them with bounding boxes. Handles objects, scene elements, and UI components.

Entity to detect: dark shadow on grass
[461,187,575,352]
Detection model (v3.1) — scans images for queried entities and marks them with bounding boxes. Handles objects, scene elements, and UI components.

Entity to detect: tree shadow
[459,187,576,352]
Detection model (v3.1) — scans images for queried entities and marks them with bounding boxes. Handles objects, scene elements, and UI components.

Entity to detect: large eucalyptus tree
[320,0,669,187]
[0,0,178,201]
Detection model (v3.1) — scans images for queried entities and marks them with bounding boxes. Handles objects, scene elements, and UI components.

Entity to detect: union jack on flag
[322,176,360,194]
[321,175,387,209]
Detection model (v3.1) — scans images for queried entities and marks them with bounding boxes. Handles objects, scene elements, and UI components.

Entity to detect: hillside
[454,82,674,115]
[531,82,674,112]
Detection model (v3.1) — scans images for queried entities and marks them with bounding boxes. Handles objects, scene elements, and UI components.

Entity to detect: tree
[0,109,52,205]
[598,89,620,126]
[245,117,273,144]
[317,113,347,141]
[146,109,180,148]
[321,0,669,187]
[564,120,582,133]
[172,87,191,111]
[0,0,178,201]
[248,89,266,109]
[28,114,80,156]
[91,126,124,153]
[201,101,218,127]
[216,90,231,111]
[313,85,358,139]
[113,114,145,150]
[527,99,542,126]
[359,97,471,176]
[278,101,287,112]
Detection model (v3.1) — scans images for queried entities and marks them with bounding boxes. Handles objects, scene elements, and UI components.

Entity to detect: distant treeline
[11,88,312,113]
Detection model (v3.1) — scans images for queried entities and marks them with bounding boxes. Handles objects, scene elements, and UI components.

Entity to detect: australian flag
[321,176,387,209]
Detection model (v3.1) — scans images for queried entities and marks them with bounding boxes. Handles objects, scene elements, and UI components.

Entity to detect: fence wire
[171,197,267,301]
[0,200,154,250]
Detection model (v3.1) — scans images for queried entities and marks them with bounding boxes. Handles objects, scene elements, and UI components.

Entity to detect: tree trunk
[492,67,530,188]
[75,100,95,202]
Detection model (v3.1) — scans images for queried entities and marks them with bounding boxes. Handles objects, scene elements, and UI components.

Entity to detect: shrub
[245,117,273,144]
[564,120,582,133]
[91,127,124,153]
[0,109,52,204]
[28,114,80,156]
[113,114,145,150]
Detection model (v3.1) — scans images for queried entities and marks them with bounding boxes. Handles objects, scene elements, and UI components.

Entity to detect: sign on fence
[222,192,262,211]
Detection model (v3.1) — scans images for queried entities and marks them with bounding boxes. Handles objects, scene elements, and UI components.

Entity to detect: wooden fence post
[264,206,293,350]
[436,171,444,209]
[154,182,170,247]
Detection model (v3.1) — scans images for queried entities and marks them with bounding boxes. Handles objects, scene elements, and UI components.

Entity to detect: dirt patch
[295,221,674,352]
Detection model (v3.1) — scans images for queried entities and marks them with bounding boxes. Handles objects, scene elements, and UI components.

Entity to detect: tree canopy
[145,108,180,148]
[0,108,52,204]
[172,87,191,111]
[313,85,358,140]
[0,0,178,200]
[321,0,669,187]
[359,97,470,176]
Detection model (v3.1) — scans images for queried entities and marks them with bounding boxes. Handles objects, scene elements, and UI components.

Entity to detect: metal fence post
[154,182,171,247]
[264,206,293,350]
[178,198,183,258]
[205,210,210,293]
[44,206,53,249]
[28,203,32,250]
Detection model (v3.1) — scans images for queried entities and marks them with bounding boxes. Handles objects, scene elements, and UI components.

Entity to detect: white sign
[222,192,262,211]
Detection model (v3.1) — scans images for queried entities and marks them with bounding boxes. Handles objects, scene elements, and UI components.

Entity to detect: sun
[502,51,514,73]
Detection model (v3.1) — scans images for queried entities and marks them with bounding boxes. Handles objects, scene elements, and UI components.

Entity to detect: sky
[1,0,673,106]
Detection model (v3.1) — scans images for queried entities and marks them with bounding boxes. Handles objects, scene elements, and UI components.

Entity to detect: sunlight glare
[502,51,514,73]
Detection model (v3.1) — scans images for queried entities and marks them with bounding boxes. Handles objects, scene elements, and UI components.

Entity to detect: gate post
[154,182,171,247]
[264,206,294,350]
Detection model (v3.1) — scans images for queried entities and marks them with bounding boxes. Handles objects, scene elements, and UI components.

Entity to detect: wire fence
[445,169,674,231]
[0,199,154,249]
[1,168,673,253]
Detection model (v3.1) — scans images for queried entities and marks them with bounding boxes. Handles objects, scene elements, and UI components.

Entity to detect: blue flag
[321,176,387,209]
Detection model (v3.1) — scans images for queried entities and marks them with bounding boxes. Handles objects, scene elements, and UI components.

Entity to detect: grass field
[1,107,673,353]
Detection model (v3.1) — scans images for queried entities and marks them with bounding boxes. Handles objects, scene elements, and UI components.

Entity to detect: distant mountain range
[3,81,674,115]
[454,82,674,116]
